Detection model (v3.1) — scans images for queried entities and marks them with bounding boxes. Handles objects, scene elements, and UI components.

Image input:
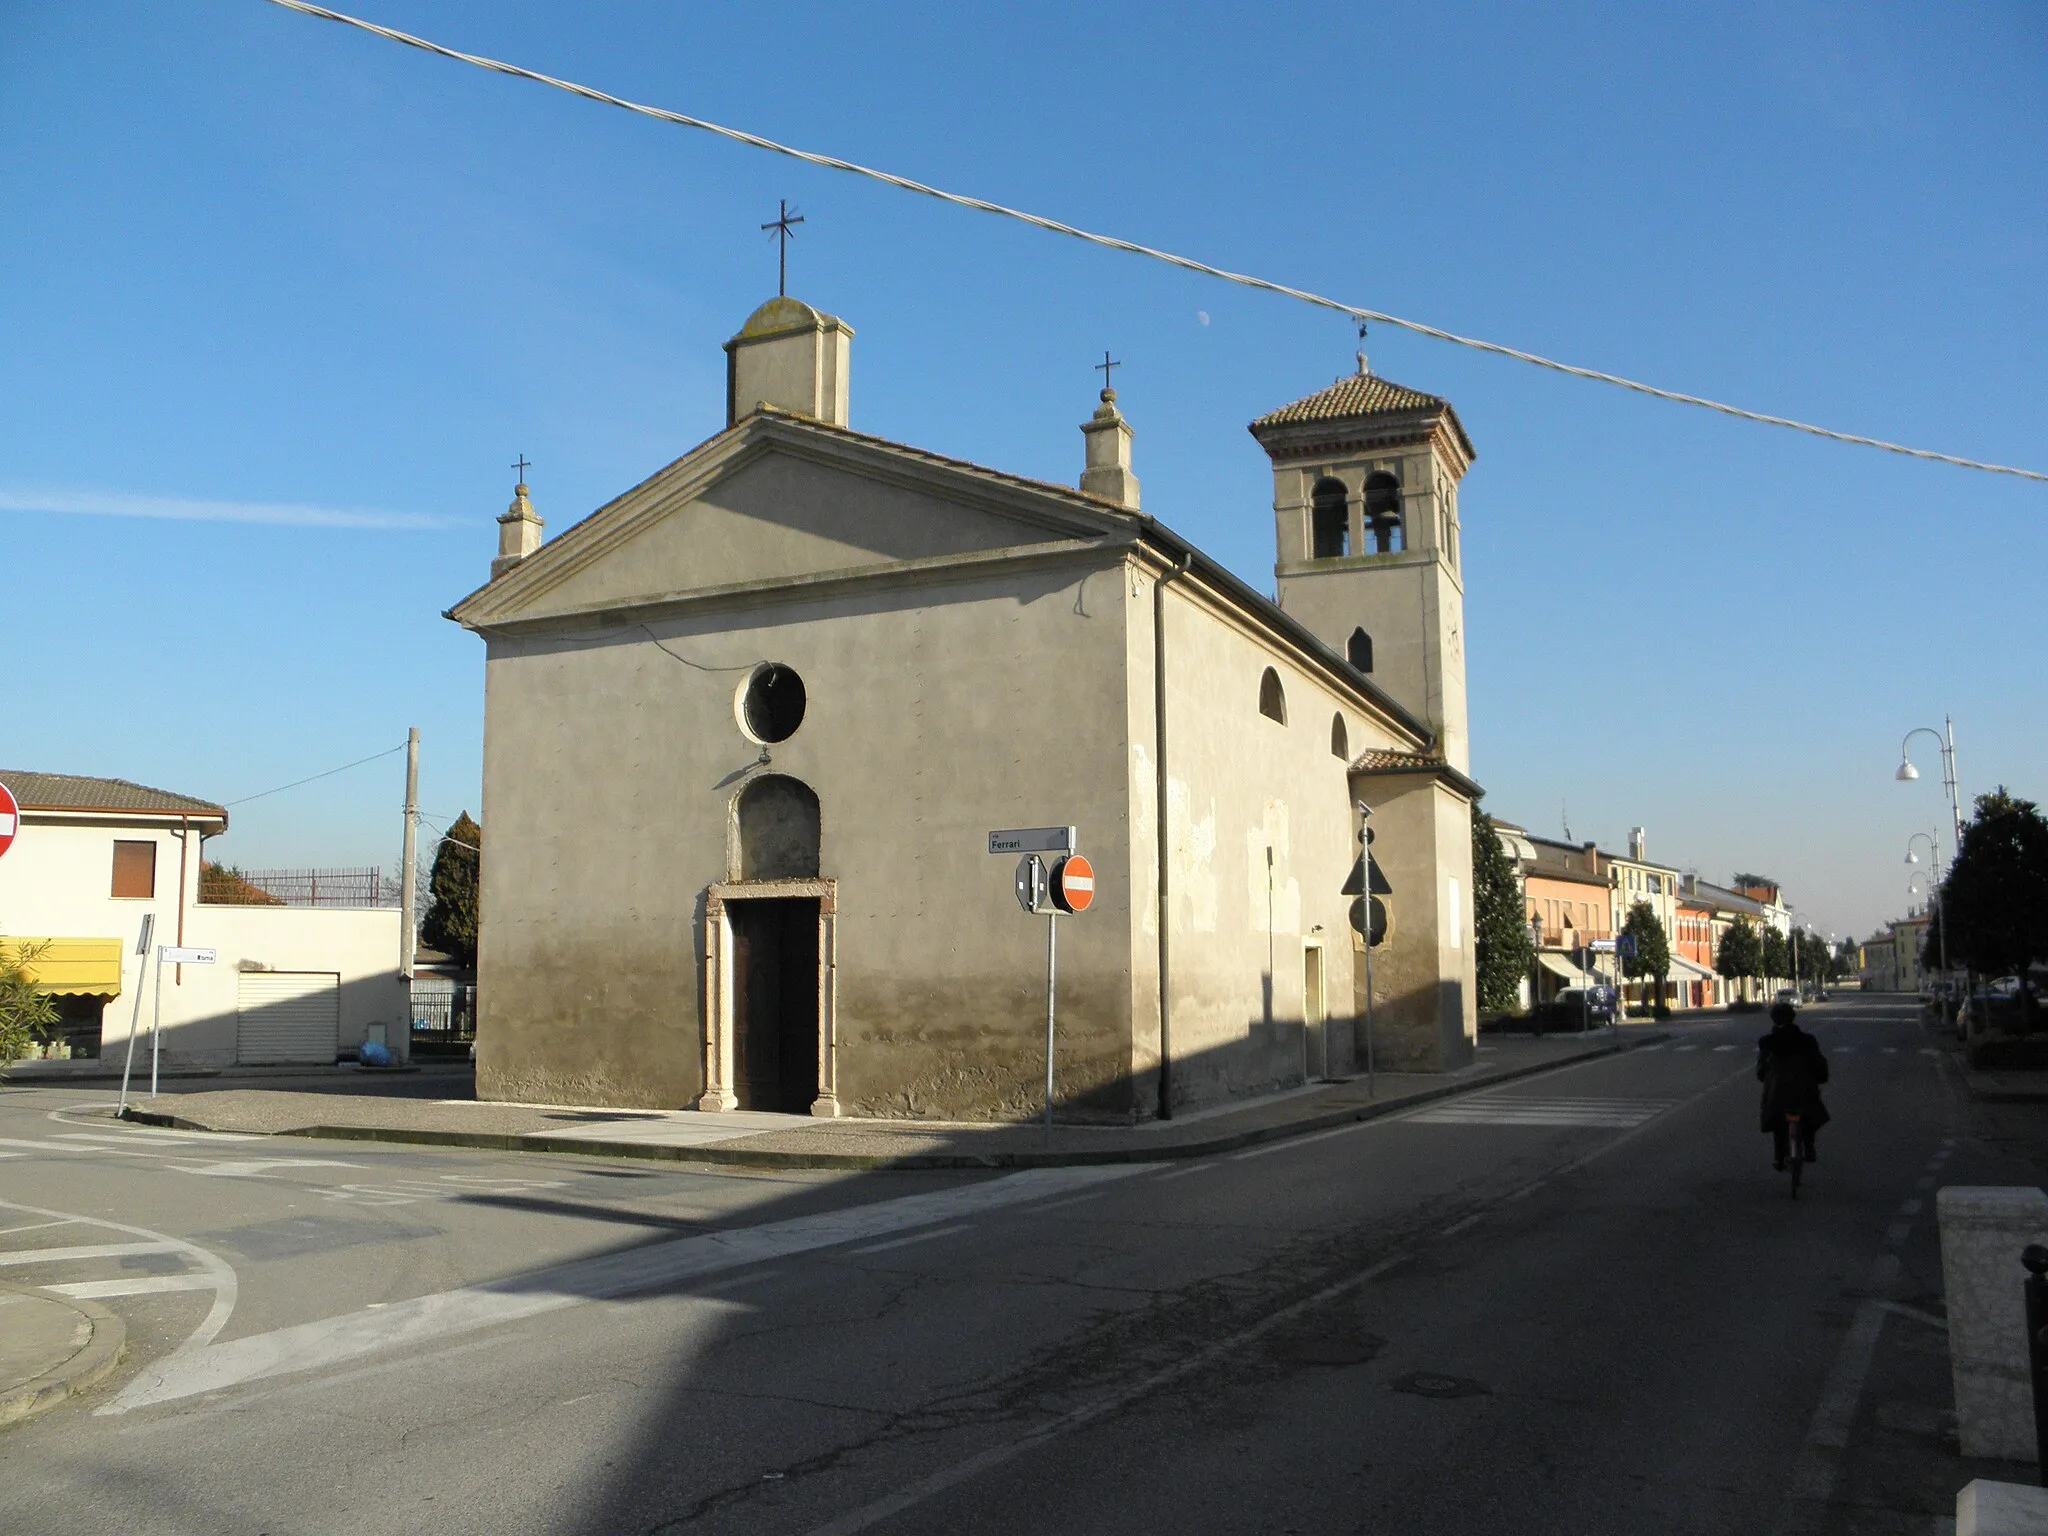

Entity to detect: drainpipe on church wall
[1153,554,1191,1121]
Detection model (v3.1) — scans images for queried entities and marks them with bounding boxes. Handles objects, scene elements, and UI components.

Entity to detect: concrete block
[1958,1478,2048,1536]
[1939,1186,2048,1460]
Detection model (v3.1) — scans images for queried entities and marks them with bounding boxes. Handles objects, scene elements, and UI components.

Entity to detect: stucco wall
[474,551,1138,1117]
[0,814,402,1065]
[1136,576,1377,1112]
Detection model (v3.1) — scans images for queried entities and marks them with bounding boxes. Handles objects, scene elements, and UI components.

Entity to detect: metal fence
[410,979,476,1049]
[204,867,400,908]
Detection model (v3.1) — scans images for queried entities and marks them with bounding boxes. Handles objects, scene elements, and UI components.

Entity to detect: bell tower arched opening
[1310,477,1350,559]
[1364,472,1403,554]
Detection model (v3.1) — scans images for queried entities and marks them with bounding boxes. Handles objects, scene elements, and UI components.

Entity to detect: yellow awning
[12,938,123,996]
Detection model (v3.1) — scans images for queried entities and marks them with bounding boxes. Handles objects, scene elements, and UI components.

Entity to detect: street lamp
[1897,717,1965,850]
[1905,832,1954,1020]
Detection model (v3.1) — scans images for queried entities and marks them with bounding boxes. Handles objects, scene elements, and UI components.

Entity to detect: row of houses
[1860,911,1932,993]
[1493,820,1798,1013]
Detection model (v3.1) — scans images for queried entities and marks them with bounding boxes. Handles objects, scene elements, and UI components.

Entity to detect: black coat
[1757,1023,1830,1133]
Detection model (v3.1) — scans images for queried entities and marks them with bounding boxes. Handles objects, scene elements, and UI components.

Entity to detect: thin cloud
[0,486,456,531]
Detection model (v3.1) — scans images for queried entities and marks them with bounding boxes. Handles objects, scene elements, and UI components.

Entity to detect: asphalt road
[0,996,2014,1534]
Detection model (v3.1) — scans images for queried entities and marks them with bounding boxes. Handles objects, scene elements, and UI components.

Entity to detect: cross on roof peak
[761,199,805,297]
[511,454,531,487]
[1095,350,1121,400]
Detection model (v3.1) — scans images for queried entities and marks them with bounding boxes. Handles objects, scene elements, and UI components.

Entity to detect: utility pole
[399,728,420,1063]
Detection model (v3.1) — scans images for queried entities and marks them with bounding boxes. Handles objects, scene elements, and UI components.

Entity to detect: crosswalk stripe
[0,1241,182,1267]
[1883,1047,1899,1055]
[1408,1095,1676,1129]
[1674,1046,1698,1053]
[1713,1045,1736,1052]
[43,1274,216,1300]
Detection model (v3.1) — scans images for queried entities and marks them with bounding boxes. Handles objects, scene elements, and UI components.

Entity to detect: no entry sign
[0,781,17,861]
[1050,854,1095,914]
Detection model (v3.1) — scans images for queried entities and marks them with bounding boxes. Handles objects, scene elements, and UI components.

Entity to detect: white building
[0,771,407,1067]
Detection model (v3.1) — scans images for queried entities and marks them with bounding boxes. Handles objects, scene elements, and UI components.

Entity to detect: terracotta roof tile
[0,771,225,818]
[1349,749,1447,773]
[1252,373,1447,429]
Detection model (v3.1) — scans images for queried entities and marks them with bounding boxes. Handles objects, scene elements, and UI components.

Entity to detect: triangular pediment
[450,413,1136,628]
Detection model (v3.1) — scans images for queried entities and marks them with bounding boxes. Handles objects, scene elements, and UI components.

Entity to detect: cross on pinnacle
[1095,350,1121,396]
[511,454,531,486]
[762,199,805,297]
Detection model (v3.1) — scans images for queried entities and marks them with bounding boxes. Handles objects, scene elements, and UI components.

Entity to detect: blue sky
[4,1,2042,941]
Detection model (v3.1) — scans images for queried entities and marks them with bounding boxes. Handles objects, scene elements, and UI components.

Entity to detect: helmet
[1769,1000,1798,1028]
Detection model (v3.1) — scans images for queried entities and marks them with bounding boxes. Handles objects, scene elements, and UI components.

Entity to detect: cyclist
[1758,999,1829,1170]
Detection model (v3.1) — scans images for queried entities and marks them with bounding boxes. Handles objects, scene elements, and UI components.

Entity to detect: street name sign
[0,781,17,861]
[988,826,1076,856]
[160,947,217,966]
[1050,854,1095,914]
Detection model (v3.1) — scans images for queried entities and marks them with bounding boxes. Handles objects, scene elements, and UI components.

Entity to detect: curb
[123,1031,1670,1171]
[0,1285,127,1430]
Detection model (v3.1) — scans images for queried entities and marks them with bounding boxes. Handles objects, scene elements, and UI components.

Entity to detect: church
[449,294,1482,1120]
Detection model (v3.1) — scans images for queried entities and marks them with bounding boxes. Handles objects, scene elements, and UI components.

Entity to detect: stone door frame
[698,878,840,1118]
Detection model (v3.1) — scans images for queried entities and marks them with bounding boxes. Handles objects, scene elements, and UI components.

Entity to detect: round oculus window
[739,663,807,743]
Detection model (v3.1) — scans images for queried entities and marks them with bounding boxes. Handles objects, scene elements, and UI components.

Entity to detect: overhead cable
[258,0,2046,485]
[225,743,406,806]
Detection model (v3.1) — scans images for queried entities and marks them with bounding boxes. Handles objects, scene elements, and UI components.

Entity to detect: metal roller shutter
[236,972,340,1064]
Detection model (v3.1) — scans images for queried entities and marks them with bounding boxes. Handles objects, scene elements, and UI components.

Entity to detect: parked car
[1540,987,1617,1029]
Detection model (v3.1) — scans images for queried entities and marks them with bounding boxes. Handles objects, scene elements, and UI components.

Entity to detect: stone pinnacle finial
[492,478,544,580]
[1080,381,1139,511]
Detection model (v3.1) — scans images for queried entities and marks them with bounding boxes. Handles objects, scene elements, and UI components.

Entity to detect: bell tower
[1249,359,1476,773]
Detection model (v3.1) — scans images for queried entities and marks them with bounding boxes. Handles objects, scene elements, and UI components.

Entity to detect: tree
[1940,787,2048,1000]
[1472,810,1535,1014]
[421,811,481,970]
[199,862,284,906]
[1792,928,1833,985]
[1760,926,1789,982]
[1718,918,1761,1001]
[0,935,59,1063]
[1621,900,1673,1015]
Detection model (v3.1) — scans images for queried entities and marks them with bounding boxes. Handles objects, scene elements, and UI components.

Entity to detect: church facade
[450,296,1480,1119]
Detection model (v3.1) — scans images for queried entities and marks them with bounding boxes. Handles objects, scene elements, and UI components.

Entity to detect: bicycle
[1784,1111,1805,1199]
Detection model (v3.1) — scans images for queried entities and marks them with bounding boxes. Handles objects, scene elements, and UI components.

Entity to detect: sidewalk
[122,1026,1670,1171]
[0,1284,125,1429]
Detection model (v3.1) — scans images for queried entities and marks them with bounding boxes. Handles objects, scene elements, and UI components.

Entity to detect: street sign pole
[115,913,155,1116]
[1044,910,1058,1137]
[150,945,164,1100]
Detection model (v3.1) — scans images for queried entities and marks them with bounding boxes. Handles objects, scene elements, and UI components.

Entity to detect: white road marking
[1920,1049,1939,1057]
[1,1196,237,1359]
[0,1241,183,1267]
[1407,1095,1679,1129]
[183,1159,365,1178]
[1883,1047,1899,1055]
[0,1136,154,1158]
[0,1218,80,1237]
[105,1163,1148,1414]
[1713,1045,1737,1053]
[45,1274,219,1299]
[848,1224,972,1255]
[1885,1221,1913,1247]
[1673,1046,1698,1053]
[1836,1047,1856,1054]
